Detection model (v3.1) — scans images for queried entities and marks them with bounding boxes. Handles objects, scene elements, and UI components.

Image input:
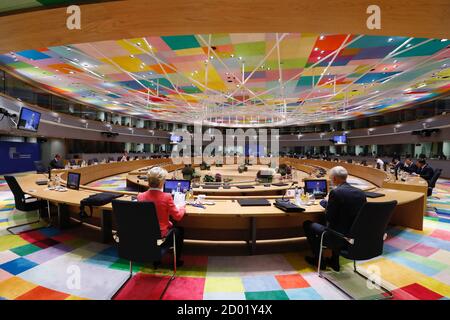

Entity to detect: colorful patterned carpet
[0,175,449,300]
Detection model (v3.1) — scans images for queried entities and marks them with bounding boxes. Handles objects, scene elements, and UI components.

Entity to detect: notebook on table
[365,191,385,198]
[272,183,288,187]
[237,199,271,206]
[236,185,255,189]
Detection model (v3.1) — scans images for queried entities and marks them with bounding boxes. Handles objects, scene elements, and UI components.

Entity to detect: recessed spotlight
[314,47,319,51]
[441,39,448,42]
[318,57,321,60]
[238,56,243,60]
[136,42,142,46]
[69,71,74,74]
[406,44,412,48]
[319,35,325,40]
[388,38,393,42]
[230,54,234,58]
[130,55,135,58]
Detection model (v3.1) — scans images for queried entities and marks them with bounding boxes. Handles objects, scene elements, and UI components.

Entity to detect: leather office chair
[69,159,77,166]
[427,169,442,197]
[111,200,177,299]
[317,201,397,300]
[34,161,47,174]
[4,176,48,234]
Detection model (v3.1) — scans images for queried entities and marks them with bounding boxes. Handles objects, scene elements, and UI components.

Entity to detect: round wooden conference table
[15,158,428,254]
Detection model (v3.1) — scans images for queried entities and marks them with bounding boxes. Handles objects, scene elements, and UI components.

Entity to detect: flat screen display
[332,135,347,145]
[304,179,328,198]
[66,172,81,190]
[17,107,41,132]
[170,134,183,143]
[163,179,190,194]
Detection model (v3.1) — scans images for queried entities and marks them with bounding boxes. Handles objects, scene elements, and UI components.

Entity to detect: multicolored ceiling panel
[0,33,448,127]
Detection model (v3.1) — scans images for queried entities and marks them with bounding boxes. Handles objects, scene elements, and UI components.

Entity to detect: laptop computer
[66,172,81,190]
[163,179,191,193]
[237,199,271,206]
[304,179,328,199]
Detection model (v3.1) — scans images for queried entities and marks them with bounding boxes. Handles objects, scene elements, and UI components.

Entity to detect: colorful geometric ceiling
[0,33,449,127]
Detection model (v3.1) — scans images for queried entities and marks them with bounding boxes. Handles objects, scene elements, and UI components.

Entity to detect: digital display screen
[304,179,328,198]
[67,172,81,190]
[163,179,190,194]
[17,107,41,132]
[170,134,183,143]
[332,135,347,145]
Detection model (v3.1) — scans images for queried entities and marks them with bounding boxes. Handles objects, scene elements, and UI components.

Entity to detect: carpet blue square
[242,276,282,292]
[0,257,39,275]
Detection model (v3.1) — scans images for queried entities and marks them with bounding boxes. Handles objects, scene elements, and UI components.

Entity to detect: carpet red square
[114,273,171,300]
[400,283,443,300]
[161,277,205,300]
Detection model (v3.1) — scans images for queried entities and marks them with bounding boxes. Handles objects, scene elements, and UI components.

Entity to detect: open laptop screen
[67,172,81,190]
[304,179,328,198]
[163,179,191,194]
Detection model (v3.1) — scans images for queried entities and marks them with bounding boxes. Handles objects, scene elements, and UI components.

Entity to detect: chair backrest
[4,176,26,209]
[112,200,162,263]
[69,159,76,166]
[345,201,397,260]
[429,169,442,189]
[34,161,47,173]
[87,159,93,165]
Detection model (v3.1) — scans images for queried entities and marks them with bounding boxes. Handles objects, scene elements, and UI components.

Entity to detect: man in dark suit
[417,159,434,185]
[403,158,418,174]
[303,166,367,271]
[49,154,64,169]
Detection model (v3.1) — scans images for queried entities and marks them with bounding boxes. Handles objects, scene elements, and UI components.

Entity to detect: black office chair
[427,169,442,197]
[317,201,397,300]
[69,159,77,166]
[4,176,48,234]
[34,161,47,174]
[87,159,93,166]
[92,158,99,163]
[117,156,122,162]
[111,200,177,299]
[108,157,115,162]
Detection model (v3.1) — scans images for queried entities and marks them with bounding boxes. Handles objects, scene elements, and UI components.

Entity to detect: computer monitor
[66,172,81,190]
[170,134,183,144]
[17,107,41,132]
[163,179,190,194]
[332,135,347,145]
[304,179,328,199]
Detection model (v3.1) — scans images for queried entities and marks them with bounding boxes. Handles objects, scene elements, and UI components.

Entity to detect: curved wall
[0,93,170,145]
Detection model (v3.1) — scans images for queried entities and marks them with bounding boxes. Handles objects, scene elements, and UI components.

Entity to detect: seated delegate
[403,157,419,174]
[416,159,434,185]
[303,166,367,271]
[137,166,186,267]
[49,154,65,169]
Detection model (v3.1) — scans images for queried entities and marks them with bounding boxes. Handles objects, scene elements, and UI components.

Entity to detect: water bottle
[294,186,301,206]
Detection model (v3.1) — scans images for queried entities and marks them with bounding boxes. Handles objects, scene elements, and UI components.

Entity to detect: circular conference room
[0,0,449,303]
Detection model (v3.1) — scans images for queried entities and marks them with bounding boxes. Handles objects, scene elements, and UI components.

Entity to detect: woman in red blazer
[137,166,186,266]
